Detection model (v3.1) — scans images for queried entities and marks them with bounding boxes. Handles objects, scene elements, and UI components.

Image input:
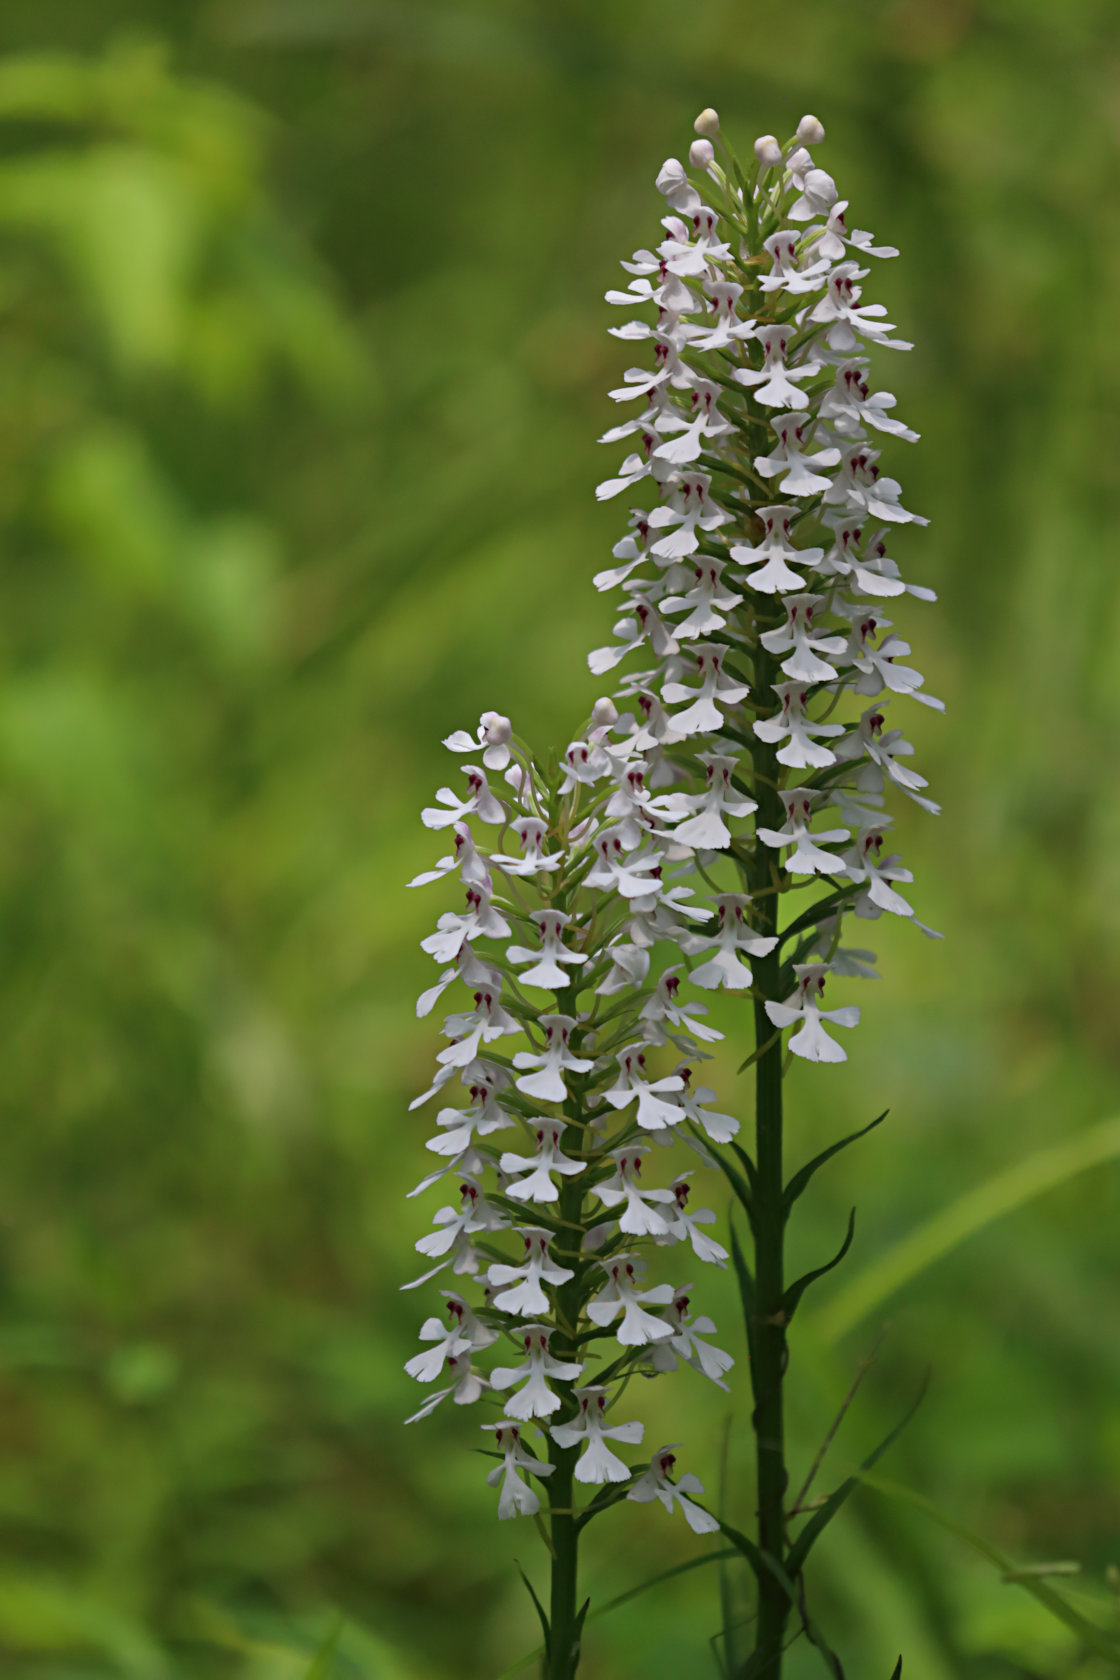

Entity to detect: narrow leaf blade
[785,1371,930,1578]
[784,1113,889,1216]
[783,1209,857,1322]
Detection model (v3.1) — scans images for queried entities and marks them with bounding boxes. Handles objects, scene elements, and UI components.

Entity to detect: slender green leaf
[514,1561,550,1659]
[301,1618,343,1680]
[811,1114,1120,1344]
[783,1113,889,1216]
[785,1373,929,1578]
[491,1552,741,1680]
[862,1475,1120,1662]
[783,1209,856,1322]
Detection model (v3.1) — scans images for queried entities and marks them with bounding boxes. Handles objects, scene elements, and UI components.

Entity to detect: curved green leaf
[812,1115,1120,1344]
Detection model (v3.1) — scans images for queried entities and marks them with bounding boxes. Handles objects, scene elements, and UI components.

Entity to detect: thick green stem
[746,643,791,1674]
[545,1050,588,1680]
[546,1439,580,1680]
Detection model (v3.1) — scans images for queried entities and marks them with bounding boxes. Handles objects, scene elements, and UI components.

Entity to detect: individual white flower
[660,1175,728,1265]
[550,1387,644,1484]
[729,505,824,595]
[687,280,756,351]
[734,323,820,411]
[765,964,860,1063]
[682,893,778,990]
[833,705,940,813]
[670,1067,739,1142]
[421,765,507,829]
[759,229,831,296]
[414,1177,508,1262]
[646,473,730,560]
[489,814,564,878]
[416,943,497,1020]
[651,1288,735,1388]
[488,1227,576,1316]
[786,156,838,224]
[594,940,651,996]
[513,1015,596,1103]
[490,1325,583,1419]
[754,412,841,498]
[424,1070,516,1160]
[807,261,911,352]
[437,979,521,1068]
[760,592,846,683]
[506,908,589,990]
[602,1048,686,1131]
[816,519,905,599]
[404,1309,473,1383]
[583,829,664,899]
[841,826,916,918]
[655,156,703,217]
[627,1444,718,1533]
[653,381,733,465]
[753,682,845,770]
[819,360,917,441]
[755,787,849,876]
[501,1121,585,1203]
[661,643,750,736]
[482,1421,555,1518]
[658,558,741,639]
[593,1147,675,1237]
[841,611,942,709]
[804,199,898,264]
[638,968,723,1047]
[408,821,492,890]
[420,884,511,966]
[586,1255,675,1345]
[405,1350,490,1424]
[823,443,926,526]
[442,711,515,772]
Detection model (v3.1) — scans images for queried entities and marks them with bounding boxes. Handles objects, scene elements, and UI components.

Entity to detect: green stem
[545,1034,589,1680]
[546,1438,580,1680]
[744,640,791,1675]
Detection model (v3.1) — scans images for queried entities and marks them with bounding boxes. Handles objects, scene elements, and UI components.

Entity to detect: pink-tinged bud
[591,696,618,727]
[753,134,782,169]
[693,107,720,137]
[796,113,825,145]
[689,138,715,170]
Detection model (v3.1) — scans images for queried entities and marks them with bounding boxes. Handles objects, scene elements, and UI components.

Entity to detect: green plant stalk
[544,1063,588,1680]
[744,635,790,1673]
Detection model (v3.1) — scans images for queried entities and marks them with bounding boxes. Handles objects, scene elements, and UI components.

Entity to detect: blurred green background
[0,1,1116,1676]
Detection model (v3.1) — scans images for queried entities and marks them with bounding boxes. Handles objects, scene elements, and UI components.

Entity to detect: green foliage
[0,3,1113,1679]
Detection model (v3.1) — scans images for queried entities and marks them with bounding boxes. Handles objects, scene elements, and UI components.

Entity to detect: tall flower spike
[589,110,940,1672]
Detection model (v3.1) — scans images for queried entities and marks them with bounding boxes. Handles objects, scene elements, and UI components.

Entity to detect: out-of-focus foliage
[0,2,1115,1677]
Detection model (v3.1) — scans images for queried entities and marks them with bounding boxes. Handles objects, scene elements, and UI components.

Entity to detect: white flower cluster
[406,708,732,1529]
[594,110,941,1062]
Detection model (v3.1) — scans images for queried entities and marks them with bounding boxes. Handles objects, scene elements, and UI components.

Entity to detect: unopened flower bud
[480,710,512,744]
[796,113,825,145]
[591,697,619,728]
[753,135,782,169]
[693,108,720,138]
[689,139,715,170]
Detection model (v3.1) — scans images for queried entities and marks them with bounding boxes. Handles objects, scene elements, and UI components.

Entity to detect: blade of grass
[860,1474,1120,1663]
[810,1114,1120,1344]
